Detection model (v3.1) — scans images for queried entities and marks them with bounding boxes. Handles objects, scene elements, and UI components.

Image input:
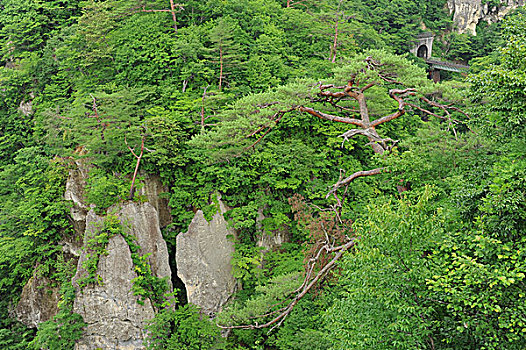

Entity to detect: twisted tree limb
[217,238,356,333]
[326,167,385,198]
[298,106,365,127]
[125,131,146,200]
[220,57,471,335]
[243,57,469,199]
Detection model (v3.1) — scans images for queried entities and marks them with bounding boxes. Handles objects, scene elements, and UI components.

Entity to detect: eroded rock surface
[64,160,91,237]
[448,0,525,35]
[13,274,60,328]
[136,172,172,228]
[72,205,172,350]
[119,202,173,291]
[176,199,236,316]
[256,208,290,255]
[64,164,173,350]
[72,212,154,350]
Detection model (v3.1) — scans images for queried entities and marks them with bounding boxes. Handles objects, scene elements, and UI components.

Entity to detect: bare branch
[124,135,139,159]
[369,89,416,127]
[364,56,404,85]
[125,131,146,200]
[326,168,385,198]
[360,82,376,92]
[135,3,184,32]
[339,128,397,148]
[88,94,107,141]
[217,238,356,333]
[297,106,365,127]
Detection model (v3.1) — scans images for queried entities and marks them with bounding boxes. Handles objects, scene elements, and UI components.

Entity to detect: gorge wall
[448,0,525,34]
[71,204,170,350]
[67,165,174,350]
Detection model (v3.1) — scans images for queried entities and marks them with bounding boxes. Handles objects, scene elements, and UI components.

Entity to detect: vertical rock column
[72,208,159,350]
[66,165,173,350]
[447,0,526,35]
[176,199,237,316]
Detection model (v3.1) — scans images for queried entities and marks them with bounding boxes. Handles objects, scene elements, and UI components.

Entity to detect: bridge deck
[425,59,469,73]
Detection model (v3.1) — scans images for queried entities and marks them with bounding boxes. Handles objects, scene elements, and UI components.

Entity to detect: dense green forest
[0,0,525,349]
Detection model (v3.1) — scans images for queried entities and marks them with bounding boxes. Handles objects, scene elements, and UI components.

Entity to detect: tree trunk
[168,0,178,33]
[219,45,224,91]
[331,20,339,63]
[125,135,145,200]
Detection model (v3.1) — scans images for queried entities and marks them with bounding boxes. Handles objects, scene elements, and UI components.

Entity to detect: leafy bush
[85,170,130,214]
[145,304,222,350]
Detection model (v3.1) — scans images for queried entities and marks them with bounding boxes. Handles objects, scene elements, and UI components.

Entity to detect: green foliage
[469,13,526,135]
[209,16,247,91]
[269,299,330,350]
[231,243,263,284]
[145,304,222,350]
[0,0,81,60]
[415,11,526,348]
[57,88,151,170]
[0,147,71,240]
[324,188,445,349]
[85,169,131,214]
[218,271,303,326]
[0,321,33,350]
[77,216,122,288]
[1,0,523,348]
[0,146,76,347]
[340,0,429,54]
[427,222,526,349]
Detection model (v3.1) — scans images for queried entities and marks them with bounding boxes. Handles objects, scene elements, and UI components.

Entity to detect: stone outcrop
[448,0,525,35]
[256,208,290,255]
[119,202,173,289]
[136,172,172,228]
[257,231,290,254]
[13,161,89,328]
[63,160,91,256]
[176,198,236,316]
[71,201,173,350]
[63,164,173,350]
[13,274,60,328]
[72,210,156,350]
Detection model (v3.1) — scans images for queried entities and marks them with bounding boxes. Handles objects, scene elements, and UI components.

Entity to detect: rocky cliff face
[15,163,241,348]
[176,199,237,316]
[73,211,152,350]
[136,172,172,228]
[13,274,60,328]
[448,0,525,35]
[66,166,173,350]
[14,163,174,349]
[72,203,172,350]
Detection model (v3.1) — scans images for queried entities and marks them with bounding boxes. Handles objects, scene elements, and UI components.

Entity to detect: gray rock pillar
[176,198,237,316]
